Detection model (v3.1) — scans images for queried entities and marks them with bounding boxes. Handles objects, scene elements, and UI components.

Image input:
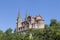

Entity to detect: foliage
[0,19,60,40]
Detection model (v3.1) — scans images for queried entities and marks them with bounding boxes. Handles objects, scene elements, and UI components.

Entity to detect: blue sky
[0,0,60,32]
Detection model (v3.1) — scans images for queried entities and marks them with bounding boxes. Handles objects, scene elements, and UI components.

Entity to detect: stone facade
[16,10,45,32]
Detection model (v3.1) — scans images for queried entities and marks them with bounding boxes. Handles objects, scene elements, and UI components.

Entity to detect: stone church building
[16,10,45,32]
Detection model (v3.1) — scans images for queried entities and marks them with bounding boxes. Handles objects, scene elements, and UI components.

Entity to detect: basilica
[16,10,45,32]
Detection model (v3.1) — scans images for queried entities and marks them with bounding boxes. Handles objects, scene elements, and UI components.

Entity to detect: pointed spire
[25,10,28,21]
[17,8,22,22]
[17,8,20,18]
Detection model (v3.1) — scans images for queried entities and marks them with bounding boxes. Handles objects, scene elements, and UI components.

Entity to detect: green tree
[50,19,57,26]
[0,30,3,40]
[3,28,12,40]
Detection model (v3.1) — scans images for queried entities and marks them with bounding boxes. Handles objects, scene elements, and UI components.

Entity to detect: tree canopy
[0,19,60,40]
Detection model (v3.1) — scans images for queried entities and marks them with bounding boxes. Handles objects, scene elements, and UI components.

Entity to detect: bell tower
[16,9,22,32]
